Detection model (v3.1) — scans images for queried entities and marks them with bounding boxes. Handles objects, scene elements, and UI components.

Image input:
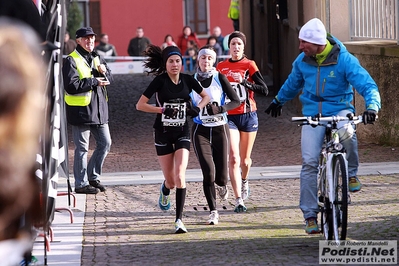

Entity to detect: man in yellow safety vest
[228,0,239,31]
[62,26,113,194]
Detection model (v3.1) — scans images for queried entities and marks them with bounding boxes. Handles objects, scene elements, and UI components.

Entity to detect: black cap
[75,27,96,38]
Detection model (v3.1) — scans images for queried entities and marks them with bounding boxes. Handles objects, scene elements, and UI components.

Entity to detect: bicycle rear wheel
[331,154,348,240]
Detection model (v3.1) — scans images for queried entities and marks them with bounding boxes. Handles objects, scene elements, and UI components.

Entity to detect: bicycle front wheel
[318,162,333,240]
[331,154,348,240]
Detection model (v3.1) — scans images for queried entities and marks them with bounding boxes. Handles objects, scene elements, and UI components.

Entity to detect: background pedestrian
[177,26,200,55]
[94,33,118,62]
[127,26,151,56]
[161,34,177,49]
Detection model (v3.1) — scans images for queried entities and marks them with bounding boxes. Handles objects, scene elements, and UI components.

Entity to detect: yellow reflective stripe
[66,51,96,106]
[70,51,92,78]
[93,55,108,101]
[93,56,100,68]
[65,91,92,106]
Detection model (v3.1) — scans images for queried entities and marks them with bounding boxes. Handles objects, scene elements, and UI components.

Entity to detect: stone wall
[345,41,399,146]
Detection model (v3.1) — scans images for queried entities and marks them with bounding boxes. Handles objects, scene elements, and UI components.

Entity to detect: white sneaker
[175,219,187,234]
[234,197,247,213]
[207,210,219,225]
[241,179,250,200]
[216,185,229,200]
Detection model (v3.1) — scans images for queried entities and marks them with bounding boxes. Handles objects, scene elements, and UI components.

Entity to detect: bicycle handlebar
[291,115,363,125]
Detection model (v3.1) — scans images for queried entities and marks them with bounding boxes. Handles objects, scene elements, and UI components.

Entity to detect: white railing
[102,55,231,74]
[350,0,399,43]
[64,55,231,74]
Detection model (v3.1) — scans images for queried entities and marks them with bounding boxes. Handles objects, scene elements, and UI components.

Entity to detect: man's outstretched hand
[265,99,283,117]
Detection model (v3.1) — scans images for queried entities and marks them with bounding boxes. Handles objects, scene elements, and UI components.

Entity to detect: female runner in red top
[216,31,268,212]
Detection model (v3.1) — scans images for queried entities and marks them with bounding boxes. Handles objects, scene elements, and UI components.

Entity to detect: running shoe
[158,182,170,211]
[175,219,188,234]
[20,255,39,265]
[234,197,247,213]
[305,217,320,234]
[241,179,250,200]
[349,176,362,192]
[216,185,229,200]
[207,210,219,225]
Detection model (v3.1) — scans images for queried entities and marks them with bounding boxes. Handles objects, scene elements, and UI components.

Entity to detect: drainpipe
[397,1,399,44]
[325,0,330,33]
[249,0,255,59]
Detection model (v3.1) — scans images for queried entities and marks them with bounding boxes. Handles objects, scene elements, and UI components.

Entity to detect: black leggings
[192,123,229,210]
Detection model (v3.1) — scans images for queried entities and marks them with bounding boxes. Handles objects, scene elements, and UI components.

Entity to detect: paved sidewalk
[32,162,399,265]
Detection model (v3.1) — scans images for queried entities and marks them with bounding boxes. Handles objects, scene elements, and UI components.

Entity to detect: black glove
[186,101,200,117]
[241,79,252,90]
[187,106,200,117]
[362,110,377,125]
[163,107,178,118]
[206,103,223,115]
[265,99,283,117]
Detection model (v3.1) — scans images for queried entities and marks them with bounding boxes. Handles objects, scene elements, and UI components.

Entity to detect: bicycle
[292,114,363,240]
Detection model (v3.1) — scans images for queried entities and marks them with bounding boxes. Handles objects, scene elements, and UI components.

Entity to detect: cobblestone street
[81,175,399,266]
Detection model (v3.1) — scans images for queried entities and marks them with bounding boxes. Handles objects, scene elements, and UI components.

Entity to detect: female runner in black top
[136,45,210,233]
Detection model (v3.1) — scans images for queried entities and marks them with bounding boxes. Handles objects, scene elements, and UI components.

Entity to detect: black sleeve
[62,56,99,95]
[142,76,161,100]
[105,66,113,83]
[241,71,269,96]
[188,75,205,94]
[219,73,240,112]
[0,0,46,41]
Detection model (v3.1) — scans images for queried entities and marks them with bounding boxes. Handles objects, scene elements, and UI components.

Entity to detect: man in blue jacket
[265,18,381,234]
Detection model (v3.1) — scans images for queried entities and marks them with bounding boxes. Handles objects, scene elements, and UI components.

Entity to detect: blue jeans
[72,124,112,189]
[300,110,358,220]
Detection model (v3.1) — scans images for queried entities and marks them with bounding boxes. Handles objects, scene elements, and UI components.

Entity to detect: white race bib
[199,104,224,124]
[161,102,186,127]
[225,82,247,103]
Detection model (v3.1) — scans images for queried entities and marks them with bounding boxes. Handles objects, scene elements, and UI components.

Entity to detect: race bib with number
[161,102,186,127]
[225,82,247,103]
[199,104,224,124]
